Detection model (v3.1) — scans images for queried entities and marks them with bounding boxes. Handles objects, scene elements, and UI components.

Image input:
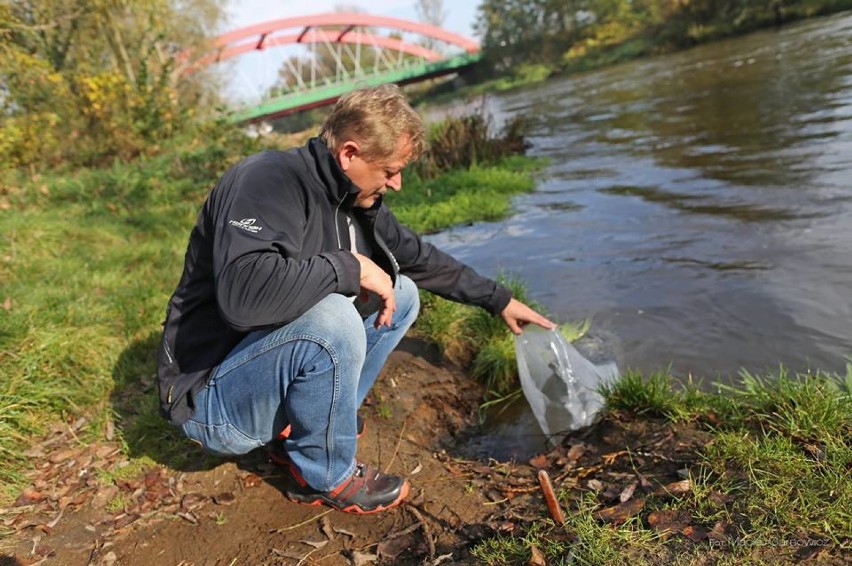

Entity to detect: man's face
[338,136,412,208]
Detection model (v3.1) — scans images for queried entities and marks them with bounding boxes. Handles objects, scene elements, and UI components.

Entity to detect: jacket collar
[308,137,359,205]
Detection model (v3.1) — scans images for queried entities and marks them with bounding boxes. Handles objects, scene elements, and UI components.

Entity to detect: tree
[0,0,227,169]
[415,0,447,52]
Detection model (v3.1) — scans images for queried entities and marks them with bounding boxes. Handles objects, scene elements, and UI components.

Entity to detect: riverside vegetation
[414,0,852,103]
[2,1,851,563]
[2,113,850,563]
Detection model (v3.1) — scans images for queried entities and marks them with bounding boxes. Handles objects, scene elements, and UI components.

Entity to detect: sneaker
[285,461,409,514]
[267,416,365,467]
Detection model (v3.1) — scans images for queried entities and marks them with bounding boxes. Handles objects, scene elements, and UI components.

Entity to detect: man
[157,84,554,515]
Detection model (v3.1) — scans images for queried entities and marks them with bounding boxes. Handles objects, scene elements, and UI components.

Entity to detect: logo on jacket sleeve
[229,218,263,233]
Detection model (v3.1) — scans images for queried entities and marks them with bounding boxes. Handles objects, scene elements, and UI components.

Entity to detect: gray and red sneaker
[266,416,365,467]
[284,460,409,514]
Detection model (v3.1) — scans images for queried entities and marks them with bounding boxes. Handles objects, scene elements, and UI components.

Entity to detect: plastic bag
[514,327,620,443]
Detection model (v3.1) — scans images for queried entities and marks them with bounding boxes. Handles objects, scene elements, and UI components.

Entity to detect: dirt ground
[2,339,846,565]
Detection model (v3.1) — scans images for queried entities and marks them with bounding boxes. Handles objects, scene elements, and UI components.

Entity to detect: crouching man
[157,84,554,514]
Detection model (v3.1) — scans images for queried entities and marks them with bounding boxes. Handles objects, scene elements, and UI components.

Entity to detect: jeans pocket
[181,419,261,457]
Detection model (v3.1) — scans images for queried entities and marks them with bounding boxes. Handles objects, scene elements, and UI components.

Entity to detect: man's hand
[500,298,557,335]
[354,253,395,328]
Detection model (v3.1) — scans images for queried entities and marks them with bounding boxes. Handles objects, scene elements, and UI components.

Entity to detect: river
[427,12,852,398]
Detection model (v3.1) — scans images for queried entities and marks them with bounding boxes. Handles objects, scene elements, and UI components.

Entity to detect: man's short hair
[319,84,426,162]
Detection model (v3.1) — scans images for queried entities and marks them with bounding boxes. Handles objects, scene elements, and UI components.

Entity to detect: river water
[428,12,852,389]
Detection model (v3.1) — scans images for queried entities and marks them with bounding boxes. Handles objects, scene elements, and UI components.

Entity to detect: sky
[224,0,480,38]
[218,0,482,103]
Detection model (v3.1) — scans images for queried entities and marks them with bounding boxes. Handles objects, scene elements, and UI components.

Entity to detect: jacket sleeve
[210,157,361,330]
[376,205,512,315]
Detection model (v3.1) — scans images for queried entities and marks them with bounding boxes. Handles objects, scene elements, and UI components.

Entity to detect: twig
[483,498,509,506]
[537,470,565,524]
[384,419,407,474]
[272,509,333,533]
[407,506,435,559]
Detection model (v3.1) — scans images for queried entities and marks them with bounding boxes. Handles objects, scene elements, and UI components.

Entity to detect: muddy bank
[2,341,507,565]
[2,340,846,565]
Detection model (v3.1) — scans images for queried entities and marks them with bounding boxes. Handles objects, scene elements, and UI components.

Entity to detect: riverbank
[2,344,848,564]
[415,5,852,107]
[1,116,850,563]
[0,117,541,501]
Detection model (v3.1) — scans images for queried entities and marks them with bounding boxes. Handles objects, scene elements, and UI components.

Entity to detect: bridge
[183,13,482,124]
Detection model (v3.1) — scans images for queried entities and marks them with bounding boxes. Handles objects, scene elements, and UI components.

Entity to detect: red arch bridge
[184,13,482,124]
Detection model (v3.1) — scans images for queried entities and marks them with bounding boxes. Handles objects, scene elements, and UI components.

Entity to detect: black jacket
[157,138,512,424]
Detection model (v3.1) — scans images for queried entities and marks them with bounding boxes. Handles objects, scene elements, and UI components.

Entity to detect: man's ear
[337,140,359,172]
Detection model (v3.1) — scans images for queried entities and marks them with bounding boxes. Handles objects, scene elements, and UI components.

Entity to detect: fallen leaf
[681,524,708,542]
[213,492,235,506]
[586,479,604,492]
[593,498,645,525]
[647,509,691,534]
[527,544,546,566]
[708,491,732,506]
[410,462,423,475]
[708,520,728,541]
[242,473,262,488]
[334,527,356,537]
[378,532,416,560]
[566,443,586,462]
[48,448,79,464]
[653,479,691,498]
[14,489,44,507]
[529,454,548,469]
[619,482,637,503]
[300,540,328,549]
[91,485,120,510]
[181,493,207,511]
[350,550,378,566]
[176,511,198,525]
[320,515,334,540]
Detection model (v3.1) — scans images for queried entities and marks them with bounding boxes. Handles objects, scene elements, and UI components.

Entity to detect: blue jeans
[181,275,420,492]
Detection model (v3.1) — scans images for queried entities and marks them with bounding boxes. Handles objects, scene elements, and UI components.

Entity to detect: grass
[0,117,543,503]
[472,367,852,564]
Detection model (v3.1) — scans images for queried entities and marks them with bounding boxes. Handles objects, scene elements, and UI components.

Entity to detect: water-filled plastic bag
[514,327,619,444]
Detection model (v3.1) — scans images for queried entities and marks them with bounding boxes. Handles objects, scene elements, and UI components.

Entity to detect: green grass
[0,120,544,502]
[472,367,852,564]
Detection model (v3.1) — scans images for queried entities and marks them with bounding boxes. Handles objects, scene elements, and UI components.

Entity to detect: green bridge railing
[229,52,481,123]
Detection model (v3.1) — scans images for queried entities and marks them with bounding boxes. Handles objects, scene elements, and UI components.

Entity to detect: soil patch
[2,340,847,565]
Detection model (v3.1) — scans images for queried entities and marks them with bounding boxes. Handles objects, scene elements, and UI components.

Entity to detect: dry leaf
[593,498,645,525]
[242,473,262,488]
[320,515,335,540]
[410,462,423,475]
[566,443,586,462]
[529,454,548,469]
[300,540,328,549]
[681,524,709,542]
[378,532,415,560]
[180,493,207,511]
[619,482,637,503]
[351,550,378,566]
[654,479,691,497]
[647,509,691,534]
[14,489,44,507]
[586,479,604,492]
[213,492,236,506]
[176,511,198,524]
[527,544,546,566]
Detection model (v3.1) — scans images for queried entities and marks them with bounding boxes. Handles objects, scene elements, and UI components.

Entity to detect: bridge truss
[184,13,482,123]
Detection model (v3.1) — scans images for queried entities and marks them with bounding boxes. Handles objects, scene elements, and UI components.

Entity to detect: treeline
[0,1,226,170]
[474,0,852,74]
